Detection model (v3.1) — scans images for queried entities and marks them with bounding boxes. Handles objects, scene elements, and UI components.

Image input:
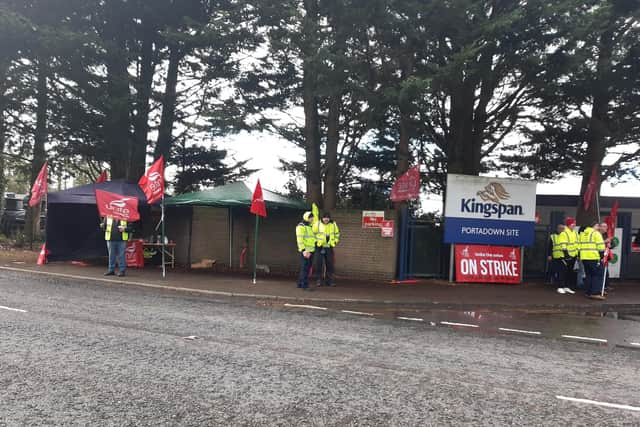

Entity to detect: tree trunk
[576,29,614,227]
[302,0,322,206]
[323,93,340,210]
[105,37,132,180]
[447,80,476,175]
[26,59,48,247]
[131,26,156,180]
[155,46,181,163]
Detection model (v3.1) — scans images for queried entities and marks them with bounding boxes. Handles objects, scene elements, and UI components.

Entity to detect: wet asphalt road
[1,271,639,426]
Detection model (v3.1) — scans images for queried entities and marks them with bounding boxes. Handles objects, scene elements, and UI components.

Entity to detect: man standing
[313,212,341,287]
[547,223,565,287]
[100,216,131,277]
[296,211,316,290]
[556,217,578,294]
[579,222,606,300]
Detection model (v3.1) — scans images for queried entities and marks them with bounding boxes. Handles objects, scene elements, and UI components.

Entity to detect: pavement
[1,248,640,312]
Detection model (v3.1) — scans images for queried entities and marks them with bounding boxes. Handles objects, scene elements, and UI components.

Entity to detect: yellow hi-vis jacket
[296,222,316,253]
[550,234,564,259]
[557,228,578,258]
[313,221,340,248]
[579,227,605,261]
[105,217,129,241]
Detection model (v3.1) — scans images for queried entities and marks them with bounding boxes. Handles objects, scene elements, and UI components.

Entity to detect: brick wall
[168,207,398,281]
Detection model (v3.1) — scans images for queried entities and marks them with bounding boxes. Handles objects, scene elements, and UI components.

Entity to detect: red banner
[583,165,599,210]
[250,179,267,217]
[390,166,420,202]
[96,170,108,183]
[455,244,521,284]
[95,189,140,221]
[126,240,144,268]
[138,156,164,204]
[29,161,48,207]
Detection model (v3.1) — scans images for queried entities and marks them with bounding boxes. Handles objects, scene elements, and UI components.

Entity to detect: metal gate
[407,218,444,278]
[402,218,551,280]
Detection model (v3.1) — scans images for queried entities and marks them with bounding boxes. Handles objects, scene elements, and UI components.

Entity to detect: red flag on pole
[583,165,599,210]
[96,170,108,183]
[95,189,140,221]
[250,179,267,217]
[607,200,619,240]
[138,156,164,204]
[390,166,421,202]
[29,161,48,207]
[602,200,619,267]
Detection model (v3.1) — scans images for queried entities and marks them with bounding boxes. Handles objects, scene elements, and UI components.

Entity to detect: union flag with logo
[138,155,164,205]
[95,189,140,221]
[390,165,420,202]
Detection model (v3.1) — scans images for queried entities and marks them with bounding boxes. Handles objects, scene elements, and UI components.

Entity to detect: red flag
[29,161,48,207]
[138,156,164,204]
[96,170,108,183]
[95,189,140,221]
[250,180,267,217]
[607,200,619,240]
[390,166,420,202]
[583,165,599,210]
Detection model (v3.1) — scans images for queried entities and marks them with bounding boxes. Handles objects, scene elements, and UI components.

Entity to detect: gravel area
[1,272,639,426]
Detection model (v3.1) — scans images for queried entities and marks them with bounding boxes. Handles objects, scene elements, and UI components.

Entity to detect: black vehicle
[0,193,46,236]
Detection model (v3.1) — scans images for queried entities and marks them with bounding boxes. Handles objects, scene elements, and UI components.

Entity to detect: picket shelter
[164,182,307,269]
[46,180,151,261]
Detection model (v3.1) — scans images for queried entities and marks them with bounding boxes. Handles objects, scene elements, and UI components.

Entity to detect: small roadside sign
[362,211,385,228]
[381,220,394,237]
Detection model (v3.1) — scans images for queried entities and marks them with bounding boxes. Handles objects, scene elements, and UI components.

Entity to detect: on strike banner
[455,244,521,284]
[95,189,140,221]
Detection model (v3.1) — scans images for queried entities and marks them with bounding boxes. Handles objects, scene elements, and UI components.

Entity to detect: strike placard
[455,244,521,284]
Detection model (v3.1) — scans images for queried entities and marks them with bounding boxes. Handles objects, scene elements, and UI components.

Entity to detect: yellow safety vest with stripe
[105,217,129,241]
[557,228,578,258]
[296,222,316,252]
[313,221,340,248]
[550,234,564,259]
[579,227,605,261]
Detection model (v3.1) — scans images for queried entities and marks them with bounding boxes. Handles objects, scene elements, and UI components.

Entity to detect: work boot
[104,271,115,276]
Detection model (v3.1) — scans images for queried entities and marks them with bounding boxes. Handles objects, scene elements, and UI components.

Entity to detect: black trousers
[550,258,566,287]
[313,247,335,285]
[563,258,577,289]
[297,252,314,288]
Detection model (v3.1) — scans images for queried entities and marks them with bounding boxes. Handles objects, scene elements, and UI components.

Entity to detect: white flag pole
[161,194,166,278]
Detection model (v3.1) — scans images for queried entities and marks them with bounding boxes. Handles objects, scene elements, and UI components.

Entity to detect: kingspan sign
[444,174,537,246]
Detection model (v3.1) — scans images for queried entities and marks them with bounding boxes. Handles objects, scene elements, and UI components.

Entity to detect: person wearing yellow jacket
[547,223,565,287]
[555,217,578,294]
[295,211,316,290]
[579,222,606,300]
[312,212,341,287]
[100,216,132,277]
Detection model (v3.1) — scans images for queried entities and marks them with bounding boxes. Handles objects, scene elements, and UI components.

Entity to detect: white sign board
[444,174,538,246]
[609,227,623,279]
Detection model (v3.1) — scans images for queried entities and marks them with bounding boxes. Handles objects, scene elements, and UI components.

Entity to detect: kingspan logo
[460,182,524,218]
